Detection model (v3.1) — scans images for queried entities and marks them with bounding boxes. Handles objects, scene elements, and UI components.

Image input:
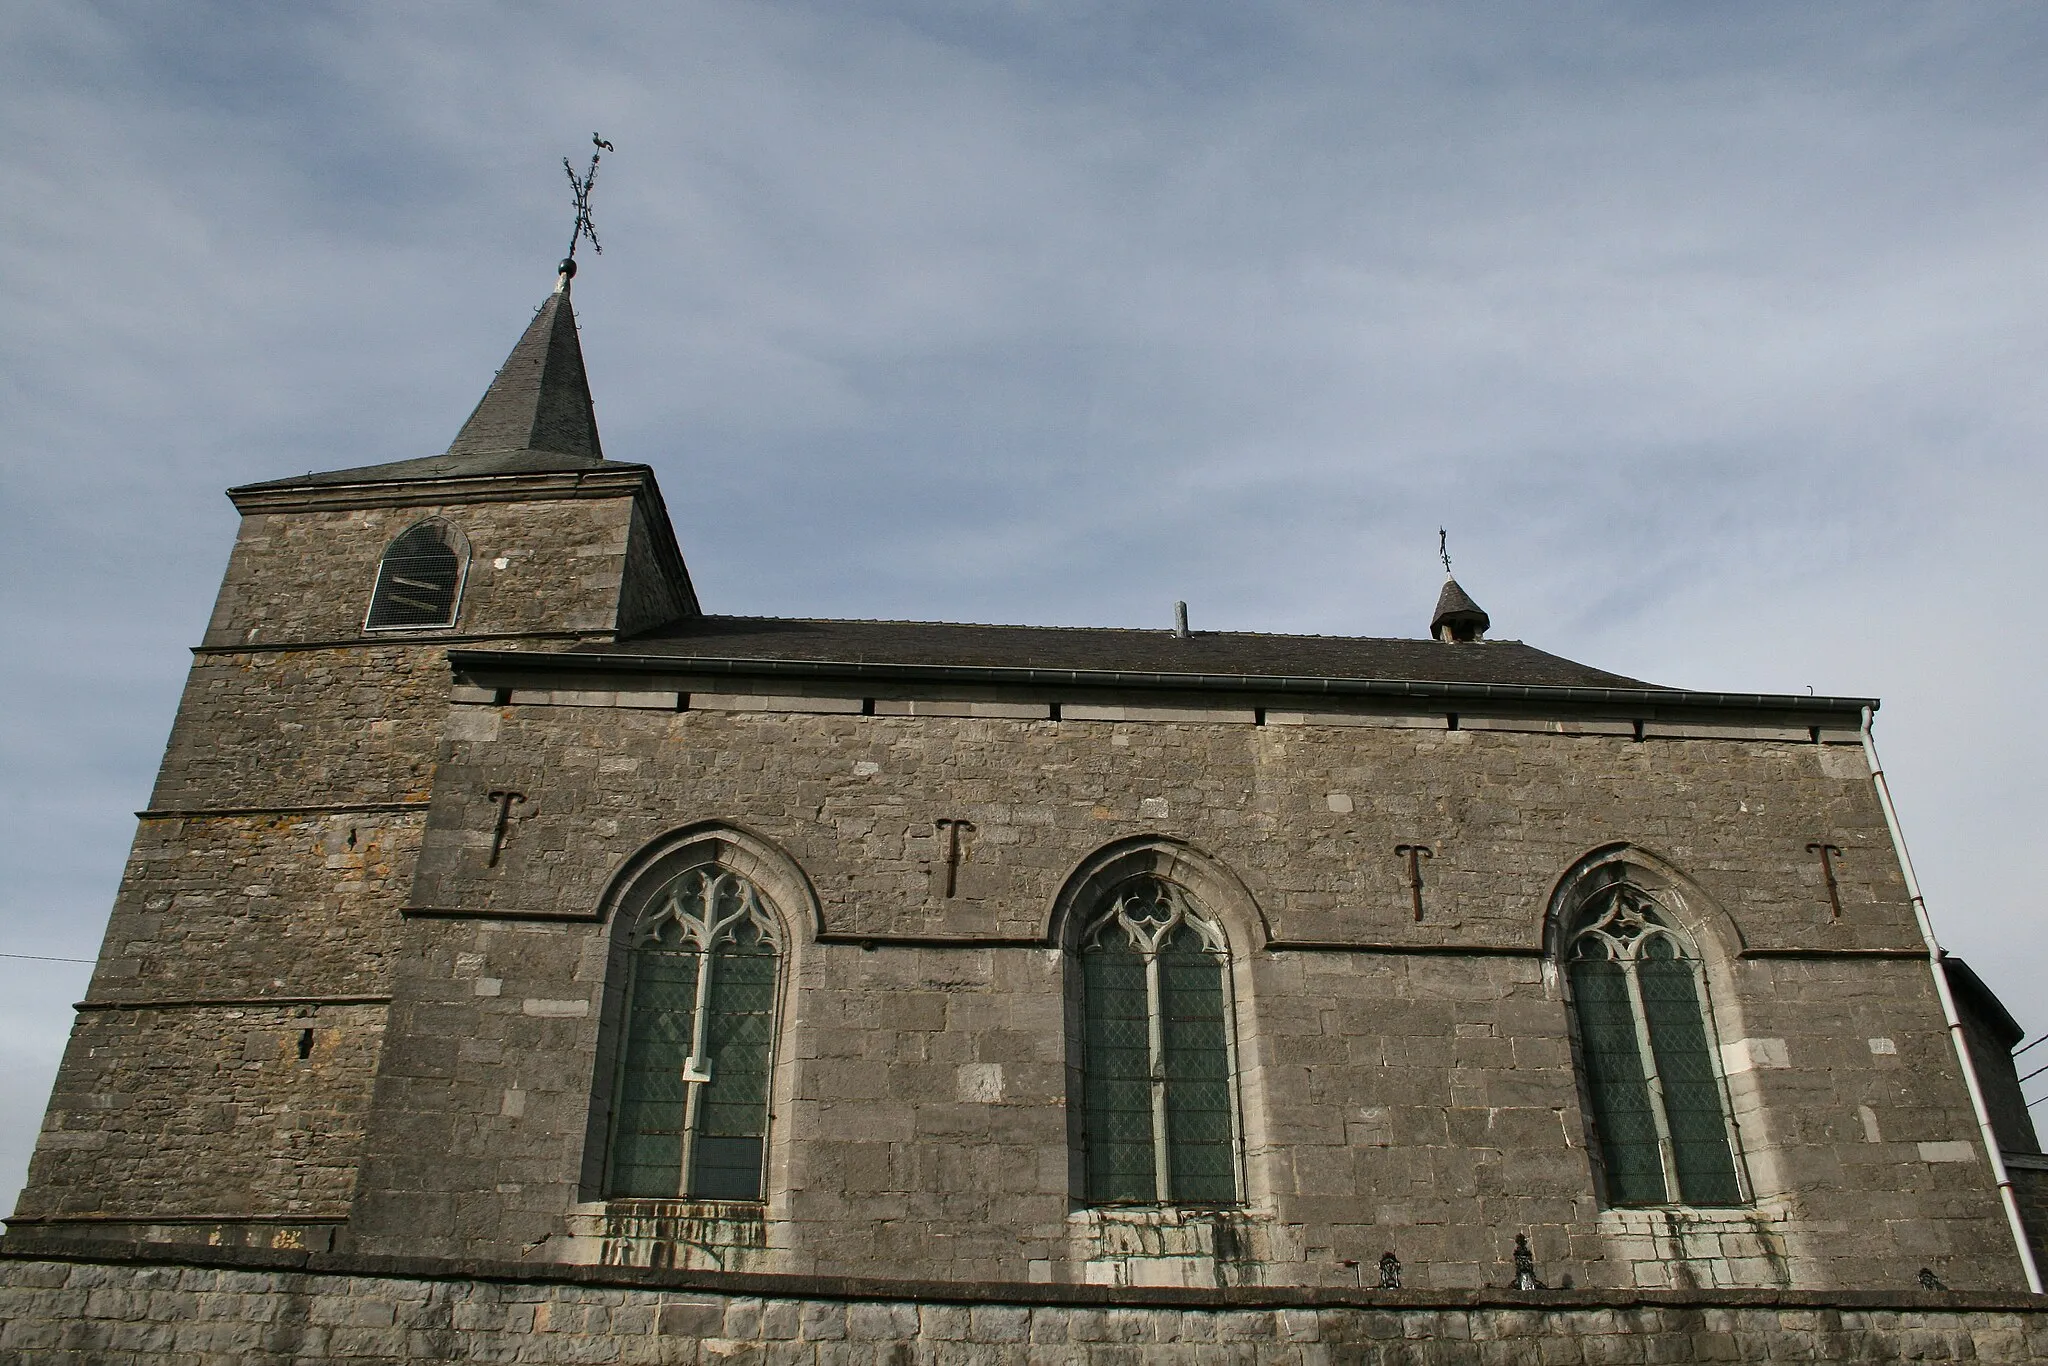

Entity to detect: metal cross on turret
[560,133,613,279]
[1439,527,1452,575]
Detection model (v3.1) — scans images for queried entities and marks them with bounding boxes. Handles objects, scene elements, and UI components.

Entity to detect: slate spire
[1431,576,1490,643]
[444,268,604,461]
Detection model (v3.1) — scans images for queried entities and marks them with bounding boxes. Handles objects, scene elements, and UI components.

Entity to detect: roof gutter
[447,648,1876,717]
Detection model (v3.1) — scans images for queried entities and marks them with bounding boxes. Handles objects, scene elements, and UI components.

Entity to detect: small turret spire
[1430,530,1490,643]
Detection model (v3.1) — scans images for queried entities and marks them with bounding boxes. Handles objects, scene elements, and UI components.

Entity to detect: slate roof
[235,279,638,493]
[1431,577,1490,636]
[570,615,1662,690]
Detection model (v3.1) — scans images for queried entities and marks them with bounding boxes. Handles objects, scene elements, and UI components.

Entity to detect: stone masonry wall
[148,647,454,811]
[13,485,655,1244]
[14,1005,387,1225]
[82,812,423,1004]
[201,498,645,648]
[6,1246,2048,1364]
[342,685,2017,1294]
[404,696,1916,953]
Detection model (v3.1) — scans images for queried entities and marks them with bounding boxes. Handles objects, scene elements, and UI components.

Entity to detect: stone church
[7,259,2048,1360]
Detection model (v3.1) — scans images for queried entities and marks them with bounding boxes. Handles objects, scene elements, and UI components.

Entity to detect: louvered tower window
[365,521,464,630]
[605,866,782,1201]
[1566,872,1743,1207]
[1079,877,1239,1205]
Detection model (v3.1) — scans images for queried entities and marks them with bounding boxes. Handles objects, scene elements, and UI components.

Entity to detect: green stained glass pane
[1571,959,1667,1205]
[689,939,778,1201]
[1083,947,1155,1203]
[1160,938,1234,1204]
[1640,957,1741,1206]
[607,950,700,1198]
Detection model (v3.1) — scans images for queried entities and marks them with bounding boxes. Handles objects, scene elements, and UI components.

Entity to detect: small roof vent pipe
[1173,601,1190,638]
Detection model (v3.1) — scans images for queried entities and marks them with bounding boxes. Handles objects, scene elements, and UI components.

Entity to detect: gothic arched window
[1078,877,1239,1205]
[365,520,465,631]
[1565,870,1742,1207]
[604,865,783,1202]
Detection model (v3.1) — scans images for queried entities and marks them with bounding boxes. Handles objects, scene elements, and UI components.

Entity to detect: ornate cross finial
[1439,527,1453,575]
[560,134,613,276]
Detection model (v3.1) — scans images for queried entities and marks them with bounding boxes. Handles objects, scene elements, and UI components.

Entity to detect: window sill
[1600,1202,1753,1216]
[587,1197,767,1215]
[559,1199,773,1272]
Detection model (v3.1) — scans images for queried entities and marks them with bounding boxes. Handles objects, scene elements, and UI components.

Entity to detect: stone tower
[12,267,693,1249]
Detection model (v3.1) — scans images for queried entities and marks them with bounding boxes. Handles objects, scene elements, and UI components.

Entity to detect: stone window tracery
[1564,869,1743,1207]
[604,865,782,1202]
[1077,877,1240,1206]
[364,519,465,631]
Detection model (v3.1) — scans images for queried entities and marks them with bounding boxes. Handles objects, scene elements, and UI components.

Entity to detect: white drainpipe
[1862,705,2043,1293]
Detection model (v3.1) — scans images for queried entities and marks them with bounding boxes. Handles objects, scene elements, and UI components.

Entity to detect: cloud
[4,0,2048,1201]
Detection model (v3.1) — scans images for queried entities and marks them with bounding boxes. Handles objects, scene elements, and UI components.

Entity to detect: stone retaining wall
[4,1240,2045,1363]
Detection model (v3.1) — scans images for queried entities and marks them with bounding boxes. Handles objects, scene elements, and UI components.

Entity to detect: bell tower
[12,263,696,1252]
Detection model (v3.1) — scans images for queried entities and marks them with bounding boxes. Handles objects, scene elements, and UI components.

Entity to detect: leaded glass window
[1079,877,1238,1205]
[1566,873,1742,1207]
[605,865,781,1201]
[365,521,464,630]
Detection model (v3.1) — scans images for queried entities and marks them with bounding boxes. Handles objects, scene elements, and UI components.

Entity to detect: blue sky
[5,1,2048,1205]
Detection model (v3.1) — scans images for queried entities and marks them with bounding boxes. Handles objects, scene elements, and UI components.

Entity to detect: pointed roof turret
[1431,577,1490,643]
[444,269,603,462]
[233,266,636,492]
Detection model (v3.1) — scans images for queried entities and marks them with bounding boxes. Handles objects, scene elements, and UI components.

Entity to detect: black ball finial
[558,257,578,280]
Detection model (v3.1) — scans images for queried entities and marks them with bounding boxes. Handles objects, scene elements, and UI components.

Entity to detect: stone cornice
[225,465,659,515]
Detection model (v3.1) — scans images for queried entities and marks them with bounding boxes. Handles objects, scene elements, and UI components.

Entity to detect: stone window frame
[1545,846,1753,1212]
[362,517,470,633]
[604,864,784,1202]
[1050,838,1260,1211]
[579,823,817,1211]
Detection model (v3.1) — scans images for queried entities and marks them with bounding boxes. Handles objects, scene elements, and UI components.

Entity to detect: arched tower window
[1564,868,1742,1207]
[364,520,465,631]
[604,865,783,1201]
[1077,876,1239,1206]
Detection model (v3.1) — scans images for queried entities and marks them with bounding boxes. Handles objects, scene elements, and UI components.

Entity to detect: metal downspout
[1862,705,2043,1293]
